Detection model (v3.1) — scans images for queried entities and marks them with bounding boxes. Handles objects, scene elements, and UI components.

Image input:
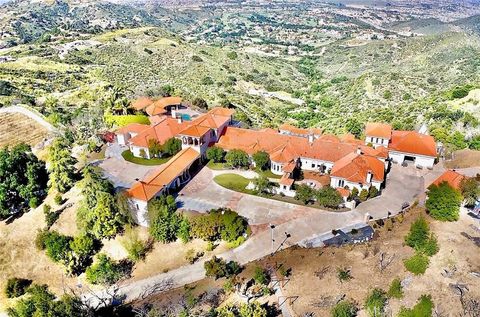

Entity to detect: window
[311,163,315,168]
[338,179,345,187]
[136,204,139,210]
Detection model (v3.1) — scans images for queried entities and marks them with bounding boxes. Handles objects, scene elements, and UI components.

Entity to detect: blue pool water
[180,114,192,121]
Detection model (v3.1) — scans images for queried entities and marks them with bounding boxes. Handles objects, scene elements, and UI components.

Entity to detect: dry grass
[0,112,49,148]
[445,149,480,169]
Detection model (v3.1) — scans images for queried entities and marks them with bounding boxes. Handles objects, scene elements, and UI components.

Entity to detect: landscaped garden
[121,150,171,166]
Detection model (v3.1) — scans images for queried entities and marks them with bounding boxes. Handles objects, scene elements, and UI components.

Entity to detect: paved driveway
[94,144,159,189]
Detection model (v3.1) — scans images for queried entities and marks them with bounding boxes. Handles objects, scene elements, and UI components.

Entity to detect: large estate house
[116,97,438,226]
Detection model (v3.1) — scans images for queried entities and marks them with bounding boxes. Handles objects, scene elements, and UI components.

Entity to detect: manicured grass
[207,160,227,170]
[258,169,282,179]
[213,174,255,194]
[105,114,150,127]
[121,150,171,166]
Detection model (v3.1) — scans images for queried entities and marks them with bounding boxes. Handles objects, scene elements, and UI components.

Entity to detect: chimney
[357,146,363,155]
[177,116,183,124]
[366,170,373,183]
[308,133,314,144]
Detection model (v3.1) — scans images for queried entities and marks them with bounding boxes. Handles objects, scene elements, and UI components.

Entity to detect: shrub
[121,226,148,262]
[253,266,270,285]
[204,256,242,279]
[43,204,59,228]
[69,234,97,273]
[86,254,126,285]
[404,217,438,256]
[295,184,315,204]
[316,186,343,208]
[54,194,63,205]
[5,278,32,298]
[359,189,369,202]
[162,138,182,156]
[227,51,238,60]
[387,278,403,299]
[398,295,434,317]
[331,300,358,317]
[36,230,72,263]
[365,288,387,317]
[337,267,352,282]
[404,253,429,275]
[177,217,191,244]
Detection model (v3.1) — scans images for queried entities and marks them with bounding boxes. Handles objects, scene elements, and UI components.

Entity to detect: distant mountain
[454,14,480,35]
[0,0,162,46]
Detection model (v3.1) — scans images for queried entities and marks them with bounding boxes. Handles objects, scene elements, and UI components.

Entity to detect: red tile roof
[279,123,322,136]
[131,97,154,110]
[209,107,235,117]
[431,170,467,190]
[389,131,437,157]
[178,125,211,138]
[127,147,199,201]
[331,152,385,184]
[145,97,183,116]
[129,117,190,148]
[336,187,350,197]
[279,174,295,186]
[116,123,151,135]
[366,122,392,139]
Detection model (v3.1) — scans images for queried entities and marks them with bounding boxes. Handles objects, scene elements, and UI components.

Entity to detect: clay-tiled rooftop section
[330,152,385,183]
[116,123,151,135]
[131,97,154,110]
[431,170,467,190]
[217,127,386,164]
[279,123,322,136]
[209,107,235,117]
[178,125,211,138]
[390,131,437,157]
[365,122,392,139]
[127,147,200,201]
[129,117,191,148]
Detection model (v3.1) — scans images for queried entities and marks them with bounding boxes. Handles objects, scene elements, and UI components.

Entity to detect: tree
[253,266,270,285]
[6,284,90,317]
[148,196,179,243]
[447,131,467,150]
[469,135,480,150]
[206,146,225,163]
[368,186,379,198]
[148,139,162,158]
[77,167,123,239]
[219,209,248,242]
[460,178,480,207]
[364,288,387,317]
[204,256,242,279]
[217,302,268,317]
[252,151,270,171]
[331,300,358,317]
[177,217,191,243]
[253,175,273,195]
[316,186,343,208]
[69,234,96,273]
[162,138,182,156]
[192,97,208,110]
[85,254,126,285]
[426,182,462,221]
[345,118,363,138]
[295,184,315,204]
[359,189,369,202]
[48,138,77,193]
[404,217,439,256]
[5,278,32,298]
[225,149,249,168]
[0,143,48,218]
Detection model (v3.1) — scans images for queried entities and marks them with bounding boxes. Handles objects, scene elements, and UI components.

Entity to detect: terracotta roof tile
[366,122,392,139]
[127,147,200,201]
[390,131,437,157]
[131,97,154,110]
[331,153,385,184]
[431,170,467,190]
[279,174,295,186]
[116,123,151,134]
[336,187,350,197]
[209,107,235,117]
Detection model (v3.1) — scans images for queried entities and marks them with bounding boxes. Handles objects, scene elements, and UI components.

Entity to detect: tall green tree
[148,195,180,243]
[0,143,48,218]
[426,182,462,221]
[252,151,270,171]
[460,178,480,207]
[162,138,182,156]
[48,138,77,193]
[225,149,250,168]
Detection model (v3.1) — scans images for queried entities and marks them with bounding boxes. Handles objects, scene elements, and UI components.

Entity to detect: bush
[5,278,32,298]
[54,194,63,205]
[295,184,315,204]
[404,217,439,256]
[121,226,148,262]
[316,186,343,208]
[252,151,270,171]
[37,230,72,263]
[398,295,434,317]
[365,288,387,317]
[43,204,59,228]
[426,182,462,221]
[387,278,403,299]
[404,253,429,275]
[86,254,126,285]
[337,267,352,282]
[204,256,242,279]
[253,266,270,285]
[359,189,369,202]
[331,300,358,317]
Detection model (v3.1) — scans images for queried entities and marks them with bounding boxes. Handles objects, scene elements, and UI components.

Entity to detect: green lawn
[258,169,282,179]
[105,114,150,127]
[207,160,227,170]
[121,150,171,166]
[213,174,255,194]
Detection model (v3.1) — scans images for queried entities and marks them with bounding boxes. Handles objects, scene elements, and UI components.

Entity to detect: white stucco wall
[330,176,378,192]
[131,145,150,159]
[365,136,389,148]
[299,157,333,172]
[270,161,284,175]
[389,151,435,169]
[129,198,149,227]
[117,133,127,146]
